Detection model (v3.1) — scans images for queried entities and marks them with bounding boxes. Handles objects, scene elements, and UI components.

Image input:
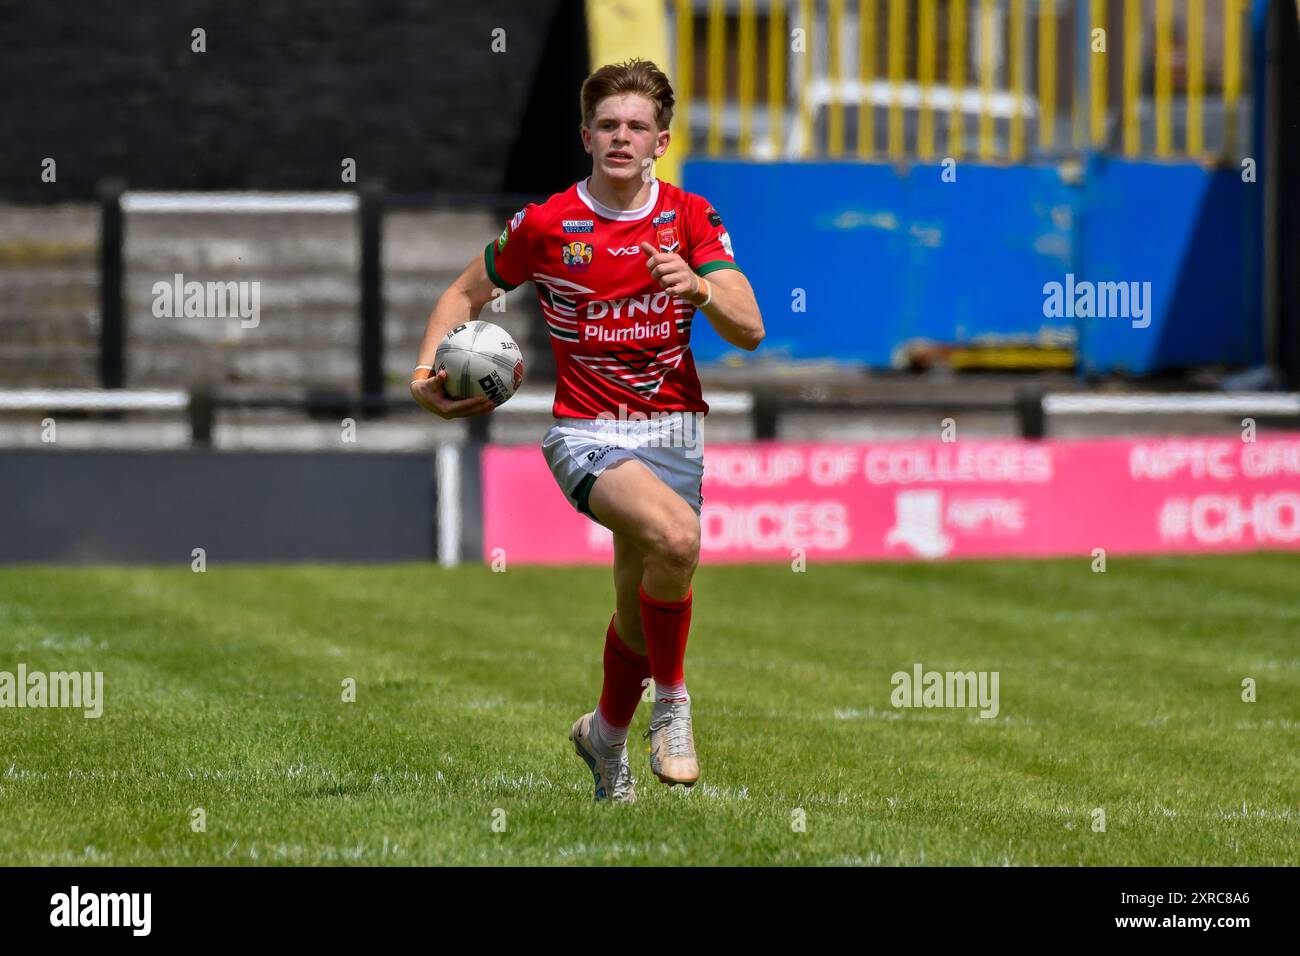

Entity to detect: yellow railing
[1124,0,1140,155]
[1009,0,1024,159]
[948,0,966,157]
[829,0,845,155]
[917,0,936,158]
[858,0,875,155]
[670,0,1256,163]
[739,0,756,153]
[1089,0,1106,147]
[1038,0,1055,150]
[770,0,786,153]
[1224,0,1243,155]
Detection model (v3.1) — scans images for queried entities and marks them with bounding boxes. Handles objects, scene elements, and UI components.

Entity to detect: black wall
[0,0,589,201]
[1,450,437,563]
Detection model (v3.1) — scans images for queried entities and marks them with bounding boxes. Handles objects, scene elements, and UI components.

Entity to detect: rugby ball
[435,321,526,406]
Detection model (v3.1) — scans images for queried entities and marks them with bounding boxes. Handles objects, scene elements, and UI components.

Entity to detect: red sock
[638,582,692,689]
[596,615,650,730]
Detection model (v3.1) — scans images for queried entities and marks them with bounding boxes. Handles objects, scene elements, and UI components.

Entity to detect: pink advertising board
[481,436,1300,564]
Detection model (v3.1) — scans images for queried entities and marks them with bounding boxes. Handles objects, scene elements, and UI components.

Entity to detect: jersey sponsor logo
[582,318,673,343]
[561,241,594,272]
[563,218,594,233]
[607,246,641,256]
[585,291,673,321]
[719,231,734,257]
[495,227,509,253]
[510,208,527,230]
[706,207,723,227]
[656,226,679,253]
[652,210,676,225]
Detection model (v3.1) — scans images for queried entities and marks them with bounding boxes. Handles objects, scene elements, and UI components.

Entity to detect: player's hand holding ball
[639,242,706,304]
[411,320,525,420]
[410,368,495,420]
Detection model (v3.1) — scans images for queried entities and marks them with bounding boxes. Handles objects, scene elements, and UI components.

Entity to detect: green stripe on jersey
[484,242,519,291]
[696,260,742,277]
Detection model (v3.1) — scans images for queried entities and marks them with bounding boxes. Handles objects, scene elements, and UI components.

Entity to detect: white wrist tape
[697,277,712,309]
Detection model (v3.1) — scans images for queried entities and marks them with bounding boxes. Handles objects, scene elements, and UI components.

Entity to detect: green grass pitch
[1,553,1297,866]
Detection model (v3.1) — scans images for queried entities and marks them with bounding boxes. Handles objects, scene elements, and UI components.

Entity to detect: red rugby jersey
[483,178,740,419]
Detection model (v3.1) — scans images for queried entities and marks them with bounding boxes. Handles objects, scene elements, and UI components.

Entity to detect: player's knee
[647,520,699,574]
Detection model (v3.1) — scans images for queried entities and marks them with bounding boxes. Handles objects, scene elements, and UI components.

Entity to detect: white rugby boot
[644,697,699,787]
[569,711,637,803]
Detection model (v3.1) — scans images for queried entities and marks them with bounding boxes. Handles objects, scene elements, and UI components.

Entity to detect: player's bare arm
[638,241,764,351]
[409,256,498,419]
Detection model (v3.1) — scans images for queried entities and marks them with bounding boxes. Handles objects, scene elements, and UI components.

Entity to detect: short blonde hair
[579,58,675,131]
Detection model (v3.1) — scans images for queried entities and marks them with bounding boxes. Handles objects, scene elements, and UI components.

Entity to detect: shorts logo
[652,210,676,225]
[656,226,679,253]
[585,445,616,466]
[563,219,595,233]
[561,241,594,272]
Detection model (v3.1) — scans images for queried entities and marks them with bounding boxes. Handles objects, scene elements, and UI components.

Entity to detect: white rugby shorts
[541,411,705,522]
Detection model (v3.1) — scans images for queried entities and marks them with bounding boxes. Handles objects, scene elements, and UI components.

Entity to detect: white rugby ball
[435,320,526,406]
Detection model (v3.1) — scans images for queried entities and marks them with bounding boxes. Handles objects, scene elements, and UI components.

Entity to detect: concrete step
[0,203,541,389]
[0,313,98,345]
[0,350,99,386]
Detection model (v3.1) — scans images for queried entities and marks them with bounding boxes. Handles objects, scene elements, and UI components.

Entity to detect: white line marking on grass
[481,771,557,791]
[35,634,108,651]
[829,853,885,865]
[1217,803,1295,821]
[1250,659,1300,671]
[834,707,904,720]
[1234,718,1300,730]
[694,782,750,800]
[554,842,673,859]
[464,696,507,711]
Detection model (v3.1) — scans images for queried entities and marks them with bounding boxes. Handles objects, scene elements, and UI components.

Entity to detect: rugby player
[411,58,764,802]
